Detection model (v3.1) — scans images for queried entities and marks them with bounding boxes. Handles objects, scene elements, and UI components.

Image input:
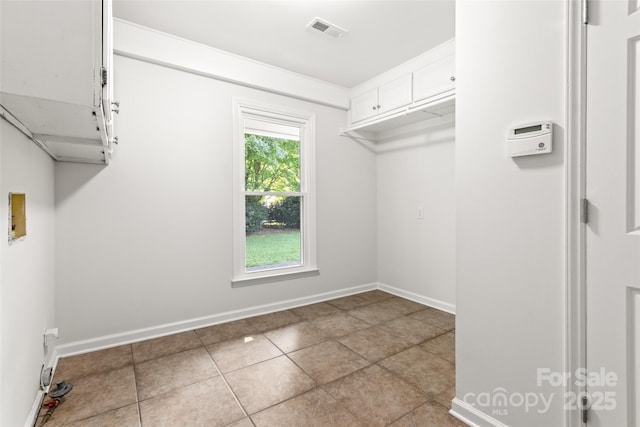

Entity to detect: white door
[586,0,640,425]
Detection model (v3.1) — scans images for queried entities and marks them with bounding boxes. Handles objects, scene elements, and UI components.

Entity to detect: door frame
[565,0,588,426]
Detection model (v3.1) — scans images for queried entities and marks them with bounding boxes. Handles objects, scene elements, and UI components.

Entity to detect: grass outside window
[245,229,301,268]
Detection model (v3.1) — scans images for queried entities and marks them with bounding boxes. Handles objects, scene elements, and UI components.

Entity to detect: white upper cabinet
[351,75,413,123]
[346,38,455,135]
[0,0,115,164]
[413,55,455,103]
[378,75,413,114]
[351,88,380,123]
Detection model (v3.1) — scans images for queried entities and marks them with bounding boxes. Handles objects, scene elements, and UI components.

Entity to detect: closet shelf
[340,92,455,143]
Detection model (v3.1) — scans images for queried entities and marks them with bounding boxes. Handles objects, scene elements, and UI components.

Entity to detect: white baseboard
[24,346,59,427]
[24,390,45,427]
[55,282,455,358]
[56,283,377,358]
[377,282,456,314]
[450,398,509,427]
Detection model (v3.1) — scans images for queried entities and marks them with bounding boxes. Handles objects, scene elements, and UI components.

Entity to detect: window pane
[245,195,301,271]
[245,134,300,192]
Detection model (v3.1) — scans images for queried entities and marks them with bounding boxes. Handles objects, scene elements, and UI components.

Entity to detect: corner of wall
[0,119,56,427]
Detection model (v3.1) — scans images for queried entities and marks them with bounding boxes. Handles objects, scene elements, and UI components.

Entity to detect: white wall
[454,1,566,426]
[0,120,56,426]
[377,123,456,310]
[54,55,377,345]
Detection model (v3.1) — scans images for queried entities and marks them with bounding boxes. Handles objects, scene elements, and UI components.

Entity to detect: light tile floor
[40,291,464,426]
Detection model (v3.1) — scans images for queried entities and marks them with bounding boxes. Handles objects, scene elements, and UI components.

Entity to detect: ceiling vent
[306,17,348,38]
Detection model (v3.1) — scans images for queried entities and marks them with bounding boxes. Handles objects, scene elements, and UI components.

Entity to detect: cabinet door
[413,55,455,103]
[0,0,98,106]
[378,74,412,114]
[350,88,379,123]
[101,0,114,140]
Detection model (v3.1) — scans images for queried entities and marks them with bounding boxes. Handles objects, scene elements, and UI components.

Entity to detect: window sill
[231,267,319,288]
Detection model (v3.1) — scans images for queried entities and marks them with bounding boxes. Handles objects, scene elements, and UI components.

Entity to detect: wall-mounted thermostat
[507,121,552,157]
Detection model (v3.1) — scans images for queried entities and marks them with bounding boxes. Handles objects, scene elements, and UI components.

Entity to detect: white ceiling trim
[112,1,455,88]
[113,19,350,110]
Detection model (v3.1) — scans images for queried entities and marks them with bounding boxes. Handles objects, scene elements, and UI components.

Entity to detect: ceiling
[113,1,455,88]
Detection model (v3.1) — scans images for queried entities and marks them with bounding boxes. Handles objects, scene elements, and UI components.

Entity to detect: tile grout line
[134,347,223,402]
[45,348,140,426]
[309,317,455,426]
[193,330,255,426]
[210,308,375,423]
[370,360,433,426]
[257,325,379,424]
[128,344,144,427]
[385,395,457,426]
[134,330,254,425]
[220,323,320,422]
[198,332,253,425]
[313,356,422,426]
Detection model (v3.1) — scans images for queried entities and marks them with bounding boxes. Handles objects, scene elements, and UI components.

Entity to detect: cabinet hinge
[581,395,589,423]
[580,199,589,224]
[582,0,589,24]
[101,67,107,87]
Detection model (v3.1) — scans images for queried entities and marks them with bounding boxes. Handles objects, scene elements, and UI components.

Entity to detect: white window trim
[231,97,317,287]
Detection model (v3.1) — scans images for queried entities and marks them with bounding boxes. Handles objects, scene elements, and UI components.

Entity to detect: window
[232,99,317,286]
